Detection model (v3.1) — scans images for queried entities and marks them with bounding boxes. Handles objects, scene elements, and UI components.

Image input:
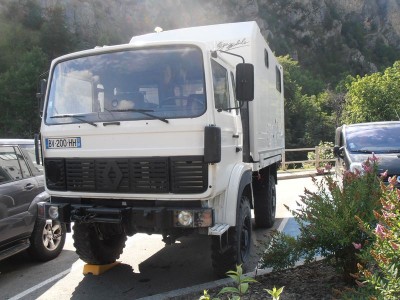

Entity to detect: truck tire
[254,174,276,228]
[73,223,126,265]
[211,196,252,277]
[28,219,66,261]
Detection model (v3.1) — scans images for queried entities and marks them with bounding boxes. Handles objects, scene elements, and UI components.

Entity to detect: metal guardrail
[281,146,336,170]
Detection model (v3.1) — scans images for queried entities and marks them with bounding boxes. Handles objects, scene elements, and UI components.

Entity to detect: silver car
[0,139,66,261]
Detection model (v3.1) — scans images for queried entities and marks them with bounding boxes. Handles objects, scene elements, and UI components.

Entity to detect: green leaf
[218,287,239,295]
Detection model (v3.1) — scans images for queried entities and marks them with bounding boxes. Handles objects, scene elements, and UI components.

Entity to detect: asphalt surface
[0,170,317,300]
[136,170,317,300]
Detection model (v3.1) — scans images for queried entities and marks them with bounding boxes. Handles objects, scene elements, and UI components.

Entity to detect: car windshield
[346,123,400,152]
[45,46,206,125]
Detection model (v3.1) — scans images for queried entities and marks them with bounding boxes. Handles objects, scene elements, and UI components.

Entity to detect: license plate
[46,137,81,149]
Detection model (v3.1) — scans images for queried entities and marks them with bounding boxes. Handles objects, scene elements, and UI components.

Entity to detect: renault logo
[103,161,123,189]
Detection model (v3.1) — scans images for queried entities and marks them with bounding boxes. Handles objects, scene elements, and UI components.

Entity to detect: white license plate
[46,137,81,149]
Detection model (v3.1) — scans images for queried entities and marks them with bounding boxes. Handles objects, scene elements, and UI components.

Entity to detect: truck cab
[38,22,284,276]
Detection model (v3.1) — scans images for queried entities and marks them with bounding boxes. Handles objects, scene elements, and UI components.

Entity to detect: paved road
[0,176,316,300]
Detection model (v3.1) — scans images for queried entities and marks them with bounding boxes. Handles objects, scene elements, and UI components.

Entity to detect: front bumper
[37,201,214,233]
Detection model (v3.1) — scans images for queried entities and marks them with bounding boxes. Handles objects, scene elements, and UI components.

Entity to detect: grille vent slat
[45,156,207,194]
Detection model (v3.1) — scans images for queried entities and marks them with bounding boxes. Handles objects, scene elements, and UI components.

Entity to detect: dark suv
[334,121,400,184]
[0,139,66,261]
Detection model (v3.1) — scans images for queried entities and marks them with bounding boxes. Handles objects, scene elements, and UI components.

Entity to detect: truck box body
[38,21,284,275]
[130,22,285,169]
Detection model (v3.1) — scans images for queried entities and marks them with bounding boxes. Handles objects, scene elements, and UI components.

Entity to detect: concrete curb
[277,171,315,180]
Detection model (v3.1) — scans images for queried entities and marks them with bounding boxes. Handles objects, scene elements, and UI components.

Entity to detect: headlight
[48,206,59,219]
[173,209,213,227]
[349,162,363,174]
[177,211,193,227]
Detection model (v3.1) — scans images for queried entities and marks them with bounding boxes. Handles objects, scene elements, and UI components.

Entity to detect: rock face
[8,0,400,80]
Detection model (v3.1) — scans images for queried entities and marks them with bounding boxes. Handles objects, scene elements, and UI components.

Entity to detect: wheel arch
[223,164,252,226]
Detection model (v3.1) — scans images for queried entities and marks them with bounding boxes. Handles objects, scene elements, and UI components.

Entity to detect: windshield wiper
[50,114,97,127]
[379,149,400,153]
[110,109,169,124]
[351,149,374,153]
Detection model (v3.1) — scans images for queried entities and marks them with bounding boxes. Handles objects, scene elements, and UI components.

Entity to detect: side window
[264,49,269,68]
[0,146,30,184]
[230,71,239,115]
[275,66,282,93]
[20,145,43,176]
[211,60,230,111]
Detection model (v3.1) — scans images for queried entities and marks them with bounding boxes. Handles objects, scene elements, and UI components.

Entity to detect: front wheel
[28,219,66,261]
[211,196,252,277]
[73,223,126,265]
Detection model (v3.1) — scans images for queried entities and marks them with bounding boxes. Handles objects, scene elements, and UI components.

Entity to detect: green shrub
[200,265,257,300]
[260,156,382,282]
[351,177,400,299]
[305,141,335,169]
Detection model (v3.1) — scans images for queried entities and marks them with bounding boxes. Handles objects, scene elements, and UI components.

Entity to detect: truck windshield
[346,123,400,153]
[45,46,206,125]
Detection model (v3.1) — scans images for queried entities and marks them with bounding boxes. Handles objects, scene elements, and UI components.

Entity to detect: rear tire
[211,196,252,277]
[254,174,276,228]
[28,219,66,261]
[73,223,126,265]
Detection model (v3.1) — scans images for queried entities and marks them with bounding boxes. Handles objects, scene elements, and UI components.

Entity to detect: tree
[0,47,48,138]
[40,5,74,60]
[342,61,400,124]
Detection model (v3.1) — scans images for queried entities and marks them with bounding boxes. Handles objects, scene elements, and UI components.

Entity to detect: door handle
[24,183,35,191]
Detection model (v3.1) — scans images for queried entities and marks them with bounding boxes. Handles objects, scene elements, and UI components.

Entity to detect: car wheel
[28,218,66,262]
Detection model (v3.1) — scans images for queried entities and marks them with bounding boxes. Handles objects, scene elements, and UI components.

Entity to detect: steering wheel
[159,96,189,107]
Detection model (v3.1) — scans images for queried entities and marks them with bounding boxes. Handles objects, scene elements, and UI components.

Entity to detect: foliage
[39,5,75,60]
[305,141,335,169]
[260,157,383,282]
[264,286,284,300]
[351,177,400,299]
[342,61,400,124]
[199,265,257,300]
[278,56,336,155]
[0,47,48,137]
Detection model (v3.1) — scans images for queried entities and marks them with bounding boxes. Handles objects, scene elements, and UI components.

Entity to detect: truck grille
[45,156,208,194]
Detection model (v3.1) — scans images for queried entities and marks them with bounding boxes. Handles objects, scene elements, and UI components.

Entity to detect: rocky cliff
[6,0,400,83]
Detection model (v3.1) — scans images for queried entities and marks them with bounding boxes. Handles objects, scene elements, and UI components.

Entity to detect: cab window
[211,60,230,111]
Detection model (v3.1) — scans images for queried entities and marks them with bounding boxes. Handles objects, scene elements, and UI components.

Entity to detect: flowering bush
[260,156,383,283]
[352,175,400,299]
[305,141,335,169]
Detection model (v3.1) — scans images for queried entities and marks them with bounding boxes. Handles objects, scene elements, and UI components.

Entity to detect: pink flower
[352,242,362,250]
[375,224,386,239]
[380,170,388,178]
[383,203,395,211]
[390,242,399,250]
[362,163,373,173]
[389,176,398,186]
[383,211,396,218]
[325,163,332,170]
[370,153,379,163]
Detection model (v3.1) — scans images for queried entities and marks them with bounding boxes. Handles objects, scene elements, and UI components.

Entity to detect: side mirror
[236,63,254,102]
[36,79,47,116]
[34,133,41,165]
[333,145,344,158]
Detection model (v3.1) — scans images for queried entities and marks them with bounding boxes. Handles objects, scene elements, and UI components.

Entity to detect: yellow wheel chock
[83,261,121,275]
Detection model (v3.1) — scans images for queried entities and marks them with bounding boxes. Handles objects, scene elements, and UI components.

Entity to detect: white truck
[37,21,284,276]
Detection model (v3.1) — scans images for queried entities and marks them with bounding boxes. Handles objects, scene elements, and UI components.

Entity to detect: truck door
[211,60,241,190]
